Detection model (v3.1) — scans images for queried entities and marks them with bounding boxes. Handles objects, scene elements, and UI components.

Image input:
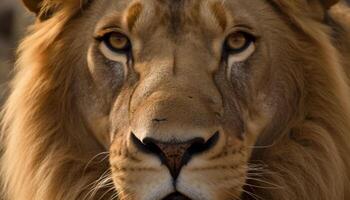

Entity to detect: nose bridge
[130,40,223,142]
[172,42,217,86]
[131,89,219,142]
[133,41,221,108]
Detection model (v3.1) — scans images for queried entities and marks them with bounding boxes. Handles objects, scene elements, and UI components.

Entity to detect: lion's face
[77,0,302,199]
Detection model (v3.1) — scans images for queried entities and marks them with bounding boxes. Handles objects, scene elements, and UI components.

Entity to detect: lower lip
[162,192,191,200]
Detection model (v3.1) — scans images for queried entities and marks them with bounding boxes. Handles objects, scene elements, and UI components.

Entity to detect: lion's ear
[22,0,43,15]
[22,0,91,20]
[308,0,340,11]
[307,0,339,20]
[22,0,54,20]
[318,0,339,9]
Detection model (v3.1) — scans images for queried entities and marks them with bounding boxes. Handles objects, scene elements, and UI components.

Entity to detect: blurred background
[0,0,33,102]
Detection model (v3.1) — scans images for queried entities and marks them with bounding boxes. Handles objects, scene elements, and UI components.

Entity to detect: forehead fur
[42,0,315,38]
[127,0,226,34]
[89,0,317,35]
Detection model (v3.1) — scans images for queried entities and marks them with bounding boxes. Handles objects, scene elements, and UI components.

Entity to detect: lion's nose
[131,132,219,179]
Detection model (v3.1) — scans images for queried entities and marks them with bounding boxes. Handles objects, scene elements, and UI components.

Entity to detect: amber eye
[225,32,254,53]
[101,32,131,53]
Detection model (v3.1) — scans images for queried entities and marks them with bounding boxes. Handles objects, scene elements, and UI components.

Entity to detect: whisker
[245,177,283,189]
[83,152,110,175]
[248,141,276,149]
[83,169,113,200]
[110,192,119,200]
[243,182,281,190]
[98,186,117,200]
[241,188,264,200]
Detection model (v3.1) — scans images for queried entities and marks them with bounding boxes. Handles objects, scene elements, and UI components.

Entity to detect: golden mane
[1,2,113,199]
[1,0,350,199]
[244,2,350,199]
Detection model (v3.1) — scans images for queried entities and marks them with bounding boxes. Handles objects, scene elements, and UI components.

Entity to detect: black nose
[131,132,219,179]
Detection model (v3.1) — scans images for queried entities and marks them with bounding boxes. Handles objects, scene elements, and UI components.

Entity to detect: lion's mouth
[162,192,191,200]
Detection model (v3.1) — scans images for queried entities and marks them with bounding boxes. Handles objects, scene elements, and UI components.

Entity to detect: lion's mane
[1,1,112,199]
[1,0,350,200]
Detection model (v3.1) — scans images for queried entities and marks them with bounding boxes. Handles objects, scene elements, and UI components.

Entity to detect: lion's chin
[162,192,192,200]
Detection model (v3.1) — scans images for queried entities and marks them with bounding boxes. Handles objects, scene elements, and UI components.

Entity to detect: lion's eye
[225,31,256,64]
[101,32,131,53]
[225,32,255,54]
[97,31,132,62]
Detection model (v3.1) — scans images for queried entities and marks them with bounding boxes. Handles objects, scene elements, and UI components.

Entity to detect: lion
[1,0,350,199]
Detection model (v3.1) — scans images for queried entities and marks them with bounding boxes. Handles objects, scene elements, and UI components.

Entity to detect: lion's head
[1,0,350,199]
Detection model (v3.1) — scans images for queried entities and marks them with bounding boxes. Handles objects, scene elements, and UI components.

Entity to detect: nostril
[130,133,163,155]
[182,131,220,165]
[187,131,220,155]
[130,132,220,179]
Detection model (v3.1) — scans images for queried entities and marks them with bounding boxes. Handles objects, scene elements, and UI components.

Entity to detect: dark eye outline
[95,32,132,54]
[224,31,256,54]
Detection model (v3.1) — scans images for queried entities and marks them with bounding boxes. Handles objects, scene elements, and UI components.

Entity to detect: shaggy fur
[1,0,350,199]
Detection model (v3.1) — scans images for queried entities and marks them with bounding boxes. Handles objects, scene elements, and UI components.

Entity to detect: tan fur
[1,0,350,199]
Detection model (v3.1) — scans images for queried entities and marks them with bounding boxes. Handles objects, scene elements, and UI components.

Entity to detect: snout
[109,91,248,200]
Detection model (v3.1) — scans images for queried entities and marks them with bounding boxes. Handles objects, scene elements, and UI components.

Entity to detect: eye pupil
[110,34,127,46]
[228,34,245,48]
[104,32,130,52]
[225,32,253,53]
